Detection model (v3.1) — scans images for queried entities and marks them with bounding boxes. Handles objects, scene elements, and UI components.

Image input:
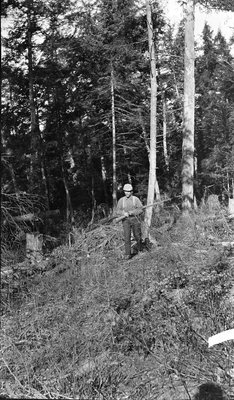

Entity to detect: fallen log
[14,213,39,222]
[13,209,60,222]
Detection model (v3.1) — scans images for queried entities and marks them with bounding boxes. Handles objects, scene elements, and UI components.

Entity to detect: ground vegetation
[1,203,234,399]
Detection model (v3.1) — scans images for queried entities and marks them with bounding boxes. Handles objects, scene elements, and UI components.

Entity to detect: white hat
[123,183,133,191]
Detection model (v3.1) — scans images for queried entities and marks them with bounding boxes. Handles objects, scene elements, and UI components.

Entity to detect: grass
[1,204,234,399]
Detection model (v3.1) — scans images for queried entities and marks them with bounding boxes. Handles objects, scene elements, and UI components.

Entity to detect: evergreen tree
[195,24,234,198]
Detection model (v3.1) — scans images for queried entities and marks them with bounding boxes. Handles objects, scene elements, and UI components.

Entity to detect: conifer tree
[196,24,234,197]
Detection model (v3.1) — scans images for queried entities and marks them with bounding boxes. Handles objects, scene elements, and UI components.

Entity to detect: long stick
[103,197,180,224]
[114,201,160,223]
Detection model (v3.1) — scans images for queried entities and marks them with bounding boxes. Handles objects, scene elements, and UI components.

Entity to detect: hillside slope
[1,205,234,399]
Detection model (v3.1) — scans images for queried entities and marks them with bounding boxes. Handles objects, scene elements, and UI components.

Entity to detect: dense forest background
[1,0,234,242]
[1,2,234,399]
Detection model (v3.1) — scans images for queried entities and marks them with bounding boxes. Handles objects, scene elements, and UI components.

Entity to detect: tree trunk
[40,152,50,210]
[162,93,169,171]
[90,175,96,225]
[143,0,159,239]
[139,108,150,155]
[9,163,20,199]
[182,0,195,213]
[155,179,161,201]
[27,0,40,192]
[39,130,50,210]
[111,64,117,210]
[26,233,43,265]
[101,156,109,204]
[61,158,73,224]
[56,107,73,224]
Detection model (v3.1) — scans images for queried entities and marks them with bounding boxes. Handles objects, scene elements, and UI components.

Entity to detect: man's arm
[116,198,125,216]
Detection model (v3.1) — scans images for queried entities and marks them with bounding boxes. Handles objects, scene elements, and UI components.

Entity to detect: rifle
[101,198,176,225]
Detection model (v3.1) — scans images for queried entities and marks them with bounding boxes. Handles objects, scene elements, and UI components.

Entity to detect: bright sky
[161,0,234,48]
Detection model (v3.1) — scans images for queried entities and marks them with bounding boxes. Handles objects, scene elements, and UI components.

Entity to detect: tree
[198,0,234,12]
[181,0,233,207]
[110,64,117,210]
[27,0,40,192]
[2,0,233,237]
[195,25,234,198]
[153,22,184,195]
[181,0,195,212]
[79,0,157,203]
[143,0,160,238]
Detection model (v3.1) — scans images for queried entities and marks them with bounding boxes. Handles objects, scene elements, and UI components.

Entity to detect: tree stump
[228,198,234,217]
[26,233,43,265]
[206,194,220,211]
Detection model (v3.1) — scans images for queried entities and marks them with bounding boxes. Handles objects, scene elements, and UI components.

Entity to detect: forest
[1,0,234,231]
[1,0,234,399]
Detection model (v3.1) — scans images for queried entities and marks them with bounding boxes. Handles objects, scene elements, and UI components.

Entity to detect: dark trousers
[122,217,142,256]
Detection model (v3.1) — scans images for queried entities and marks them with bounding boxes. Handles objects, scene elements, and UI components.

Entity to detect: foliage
[198,0,234,12]
[1,0,233,226]
[195,24,234,200]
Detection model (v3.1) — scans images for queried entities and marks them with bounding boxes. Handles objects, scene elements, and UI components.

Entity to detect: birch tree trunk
[182,0,195,213]
[111,64,117,210]
[143,0,159,238]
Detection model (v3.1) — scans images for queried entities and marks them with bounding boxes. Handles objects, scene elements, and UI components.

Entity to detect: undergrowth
[1,204,234,399]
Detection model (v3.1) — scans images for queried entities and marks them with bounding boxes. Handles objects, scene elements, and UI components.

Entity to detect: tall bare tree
[27,0,40,192]
[181,0,195,213]
[143,0,160,238]
[111,63,117,210]
[162,92,169,171]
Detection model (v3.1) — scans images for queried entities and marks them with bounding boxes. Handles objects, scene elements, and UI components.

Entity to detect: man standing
[116,183,143,260]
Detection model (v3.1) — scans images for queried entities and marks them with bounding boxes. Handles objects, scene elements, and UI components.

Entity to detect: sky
[161,0,234,49]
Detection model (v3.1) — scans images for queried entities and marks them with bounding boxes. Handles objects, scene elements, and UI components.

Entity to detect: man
[116,183,143,260]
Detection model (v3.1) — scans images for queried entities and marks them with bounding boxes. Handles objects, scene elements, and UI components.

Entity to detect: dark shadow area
[194,382,225,400]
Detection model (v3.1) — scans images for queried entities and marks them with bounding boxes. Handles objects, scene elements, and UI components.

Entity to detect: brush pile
[1,205,234,399]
